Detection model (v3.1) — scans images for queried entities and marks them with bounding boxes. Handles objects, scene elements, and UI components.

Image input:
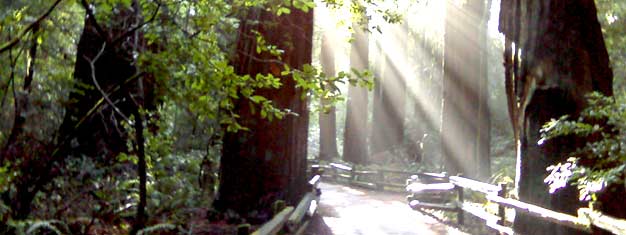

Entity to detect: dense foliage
[0,0,395,233]
[1,0,624,233]
[543,92,626,201]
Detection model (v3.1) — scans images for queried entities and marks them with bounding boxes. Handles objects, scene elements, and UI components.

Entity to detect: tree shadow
[304,214,334,235]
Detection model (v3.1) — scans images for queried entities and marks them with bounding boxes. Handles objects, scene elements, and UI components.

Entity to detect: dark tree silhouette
[499,0,613,234]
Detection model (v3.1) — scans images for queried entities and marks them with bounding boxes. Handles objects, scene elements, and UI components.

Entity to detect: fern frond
[26,221,62,235]
[137,223,177,235]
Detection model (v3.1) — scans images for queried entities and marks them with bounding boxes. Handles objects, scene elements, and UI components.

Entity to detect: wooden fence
[313,162,420,191]
[315,161,626,235]
[241,174,321,235]
[406,172,626,235]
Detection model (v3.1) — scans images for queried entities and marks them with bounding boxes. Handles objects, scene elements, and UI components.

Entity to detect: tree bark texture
[343,19,369,165]
[441,0,489,180]
[217,8,313,215]
[499,0,613,234]
[319,33,339,161]
[370,20,407,155]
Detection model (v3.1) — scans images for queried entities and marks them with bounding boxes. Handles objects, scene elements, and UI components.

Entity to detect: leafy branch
[542,92,626,201]
[0,0,63,54]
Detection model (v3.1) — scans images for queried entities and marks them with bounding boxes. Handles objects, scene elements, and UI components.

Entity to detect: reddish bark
[499,0,614,234]
[216,8,313,215]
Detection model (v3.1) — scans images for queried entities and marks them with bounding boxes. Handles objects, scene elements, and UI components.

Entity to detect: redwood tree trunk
[343,19,369,165]
[498,0,613,234]
[441,0,487,179]
[216,8,313,215]
[370,20,407,155]
[319,33,339,161]
[476,0,491,181]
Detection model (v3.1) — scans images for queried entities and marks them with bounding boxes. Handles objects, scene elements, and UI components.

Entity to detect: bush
[542,92,626,201]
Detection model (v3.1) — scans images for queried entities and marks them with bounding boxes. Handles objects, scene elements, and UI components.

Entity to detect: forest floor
[304,182,470,235]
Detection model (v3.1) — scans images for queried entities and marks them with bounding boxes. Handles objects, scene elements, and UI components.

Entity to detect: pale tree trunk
[319,33,339,161]
[476,0,491,181]
[441,0,487,179]
[217,7,313,215]
[343,18,369,165]
[499,0,613,234]
[370,19,408,155]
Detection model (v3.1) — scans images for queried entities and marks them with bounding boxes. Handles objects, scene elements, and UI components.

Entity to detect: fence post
[311,165,320,177]
[350,165,356,183]
[377,170,385,191]
[498,182,507,226]
[455,173,464,225]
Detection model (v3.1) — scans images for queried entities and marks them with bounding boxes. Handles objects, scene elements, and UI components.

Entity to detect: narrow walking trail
[305,182,469,235]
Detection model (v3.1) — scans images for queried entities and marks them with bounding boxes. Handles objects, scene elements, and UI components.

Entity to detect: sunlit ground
[314,182,468,234]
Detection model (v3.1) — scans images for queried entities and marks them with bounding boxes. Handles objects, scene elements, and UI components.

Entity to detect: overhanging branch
[0,0,63,54]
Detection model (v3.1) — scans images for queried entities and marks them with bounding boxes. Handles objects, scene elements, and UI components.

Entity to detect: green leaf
[250,95,266,104]
[277,7,291,16]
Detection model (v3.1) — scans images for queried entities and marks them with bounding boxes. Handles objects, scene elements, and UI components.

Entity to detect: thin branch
[237,48,285,65]
[83,42,130,123]
[0,44,25,108]
[0,0,63,54]
[1,25,40,160]
[71,71,144,134]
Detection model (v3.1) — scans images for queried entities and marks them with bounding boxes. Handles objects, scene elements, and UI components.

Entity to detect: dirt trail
[305,182,469,235]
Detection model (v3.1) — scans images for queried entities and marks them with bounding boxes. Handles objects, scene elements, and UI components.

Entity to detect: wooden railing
[242,174,322,235]
[310,161,626,234]
[314,162,422,191]
[406,173,626,235]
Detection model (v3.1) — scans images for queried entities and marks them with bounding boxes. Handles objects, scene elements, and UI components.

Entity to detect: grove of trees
[1,0,625,234]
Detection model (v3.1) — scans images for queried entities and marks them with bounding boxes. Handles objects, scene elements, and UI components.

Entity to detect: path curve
[305,182,469,235]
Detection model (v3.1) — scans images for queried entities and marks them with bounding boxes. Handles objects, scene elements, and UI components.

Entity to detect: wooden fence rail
[245,174,321,235]
[320,162,438,191]
[405,171,626,235]
[579,208,626,235]
[316,161,626,235]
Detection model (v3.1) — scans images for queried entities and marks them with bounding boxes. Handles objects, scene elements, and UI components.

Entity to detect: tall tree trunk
[1,24,39,161]
[2,22,41,220]
[499,0,613,234]
[476,0,491,181]
[441,0,486,179]
[130,107,147,234]
[319,33,339,161]
[412,28,428,149]
[370,19,408,155]
[343,18,369,165]
[216,7,313,215]
[130,1,147,233]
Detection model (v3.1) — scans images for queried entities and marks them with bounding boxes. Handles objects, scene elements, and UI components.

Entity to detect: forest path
[304,182,469,235]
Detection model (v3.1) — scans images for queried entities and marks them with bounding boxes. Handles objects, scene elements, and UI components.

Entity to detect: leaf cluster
[542,92,626,201]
